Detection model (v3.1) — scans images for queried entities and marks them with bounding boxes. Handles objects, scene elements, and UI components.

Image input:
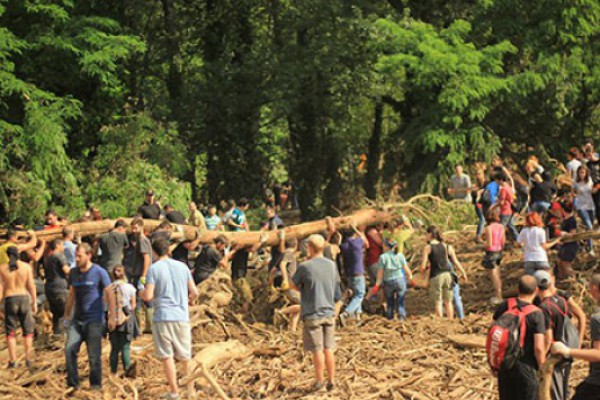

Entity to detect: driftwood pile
[1,198,599,399]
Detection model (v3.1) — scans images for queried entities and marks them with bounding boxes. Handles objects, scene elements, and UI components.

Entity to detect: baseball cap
[533,270,551,290]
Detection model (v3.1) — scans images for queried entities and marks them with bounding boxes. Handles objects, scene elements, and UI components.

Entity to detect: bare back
[0,261,34,299]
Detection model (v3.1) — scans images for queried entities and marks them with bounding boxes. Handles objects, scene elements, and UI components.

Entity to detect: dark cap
[145,189,155,196]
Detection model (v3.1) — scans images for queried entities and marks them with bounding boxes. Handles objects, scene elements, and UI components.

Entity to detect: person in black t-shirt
[193,235,235,284]
[136,190,162,220]
[556,202,578,279]
[534,270,586,400]
[164,204,186,225]
[43,239,70,335]
[552,272,600,400]
[493,275,546,400]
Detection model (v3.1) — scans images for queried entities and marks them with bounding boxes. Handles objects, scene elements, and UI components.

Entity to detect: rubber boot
[143,307,153,334]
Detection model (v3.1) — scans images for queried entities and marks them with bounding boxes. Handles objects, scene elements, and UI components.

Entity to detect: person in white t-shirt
[566,147,583,182]
[573,165,597,255]
[516,212,561,275]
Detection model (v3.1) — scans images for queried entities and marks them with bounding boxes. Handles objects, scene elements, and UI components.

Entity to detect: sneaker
[326,382,335,392]
[125,362,137,379]
[310,382,325,393]
[338,312,348,328]
[161,393,180,400]
[90,385,102,392]
[590,249,596,257]
[7,361,18,369]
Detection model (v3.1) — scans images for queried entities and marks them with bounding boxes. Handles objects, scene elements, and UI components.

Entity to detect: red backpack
[486,298,540,372]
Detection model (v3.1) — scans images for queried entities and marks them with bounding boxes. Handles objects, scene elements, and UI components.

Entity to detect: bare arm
[568,298,587,348]
[534,333,547,368]
[33,240,45,262]
[18,232,37,254]
[542,238,561,250]
[187,279,199,303]
[26,264,37,314]
[141,283,155,303]
[420,245,431,273]
[142,253,151,278]
[553,340,600,362]
[64,286,75,320]
[449,246,468,282]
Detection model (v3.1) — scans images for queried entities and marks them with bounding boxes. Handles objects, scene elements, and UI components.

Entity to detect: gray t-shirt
[132,235,152,278]
[449,173,472,200]
[99,232,129,271]
[585,311,600,386]
[292,257,339,320]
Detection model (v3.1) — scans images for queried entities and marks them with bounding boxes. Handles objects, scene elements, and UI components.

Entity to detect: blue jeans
[345,276,366,316]
[66,320,104,388]
[475,206,485,237]
[500,214,519,241]
[453,284,464,320]
[530,201,550,214]
[578,209,595,249]
[383,278,407,320]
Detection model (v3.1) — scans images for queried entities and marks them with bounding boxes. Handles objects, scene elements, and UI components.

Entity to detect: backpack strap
[517,304,541,348]
[507,297,517,310]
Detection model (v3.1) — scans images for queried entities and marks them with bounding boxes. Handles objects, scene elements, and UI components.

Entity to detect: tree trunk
[364,101,384,200]
[8,208,391,247]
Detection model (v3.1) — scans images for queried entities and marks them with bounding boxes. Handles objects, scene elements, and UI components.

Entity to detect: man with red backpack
[489,275,547,400]
[534,270,586,400]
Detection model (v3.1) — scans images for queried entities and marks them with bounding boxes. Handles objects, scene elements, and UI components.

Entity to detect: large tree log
[3,208,391,247]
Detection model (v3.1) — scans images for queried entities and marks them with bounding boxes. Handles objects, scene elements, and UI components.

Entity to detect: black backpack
[541,296,580,351]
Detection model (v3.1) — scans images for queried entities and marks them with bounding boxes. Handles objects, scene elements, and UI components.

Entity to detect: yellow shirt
[0,242,16,264]
[383,229,413,254]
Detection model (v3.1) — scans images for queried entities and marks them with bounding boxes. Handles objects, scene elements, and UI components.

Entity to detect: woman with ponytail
[371,239,413,320]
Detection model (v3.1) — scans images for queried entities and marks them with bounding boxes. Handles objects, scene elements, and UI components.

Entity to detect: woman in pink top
[496,174,519,241]
[482,209,505,305]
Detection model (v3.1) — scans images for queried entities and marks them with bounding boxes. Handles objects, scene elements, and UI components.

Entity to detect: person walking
[0,246,37,368]
[420,226,454,319]
[493,275,546,400]
[534,270,586,400]
[106,265,137,377]
[551,272,600,400]
[372,239,413,320]
[64,243,111,390]
[140,239,199,400]
[573,166,597,255]
[482,209,506,305]
[338,224,368,324]
[516,212,561,275]
[448,164,472,201]
[291,234,340,393]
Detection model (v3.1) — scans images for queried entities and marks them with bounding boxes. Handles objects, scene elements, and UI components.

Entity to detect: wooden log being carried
[3,208,391,247]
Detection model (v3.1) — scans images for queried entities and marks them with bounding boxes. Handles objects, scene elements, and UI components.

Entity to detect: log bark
[4,208,391,247]
[447,334,486,350]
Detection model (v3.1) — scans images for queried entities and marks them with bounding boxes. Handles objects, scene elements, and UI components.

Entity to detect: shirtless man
[0,246,37,368]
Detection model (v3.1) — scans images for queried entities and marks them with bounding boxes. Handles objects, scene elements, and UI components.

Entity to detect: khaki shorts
[233,278,254,304]
[152,321,192,360]
[302,317,336,352]
[429,272,454,304]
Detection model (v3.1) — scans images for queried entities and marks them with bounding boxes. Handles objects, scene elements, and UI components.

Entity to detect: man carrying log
[551,272,600,400]
[140,238,198,400]
[193,235,235,284]
[290,234,340,393]
[0,228,37,265]
[43,239,70,336]
[137,189,162,220]
[129,217,153,334]
[98,219,129,277]
[0,246,37,368]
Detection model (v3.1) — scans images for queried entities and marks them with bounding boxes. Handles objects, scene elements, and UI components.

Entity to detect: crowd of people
[0,140,599,399]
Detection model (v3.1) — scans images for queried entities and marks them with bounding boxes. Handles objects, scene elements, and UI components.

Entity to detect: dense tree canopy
[0,0,598,223]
